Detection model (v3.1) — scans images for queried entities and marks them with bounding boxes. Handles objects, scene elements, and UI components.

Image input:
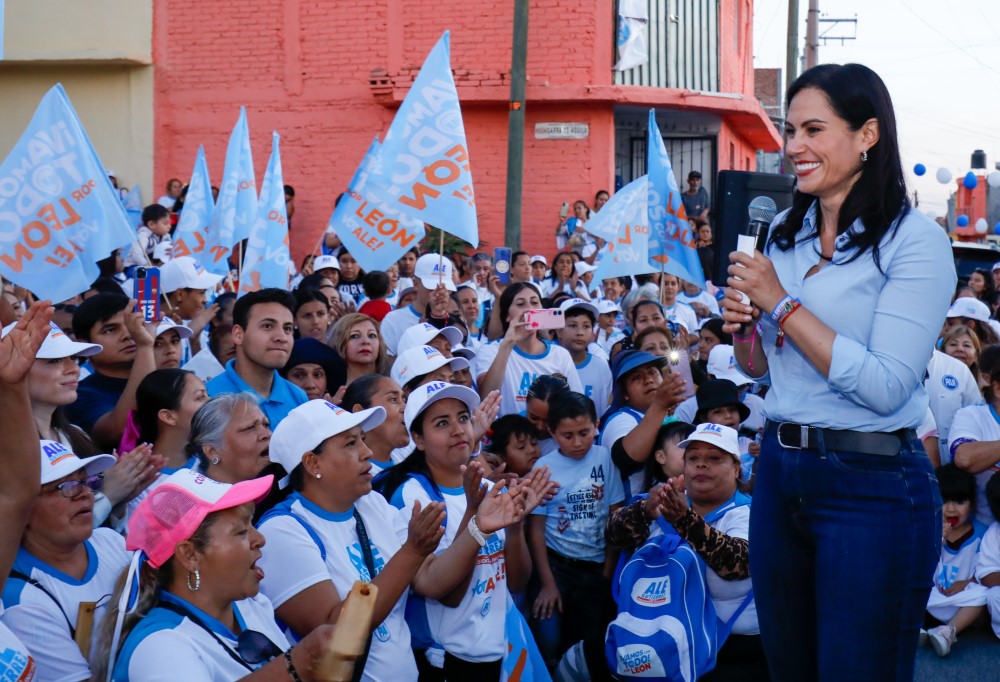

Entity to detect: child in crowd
[556,299,612,412]
[640,421,694,493]
[525,374,571,457]
[976,472,1000,641]
[358,270,392,321]
[124,204,172,269]
[920,465,990,656]
[483,414,541,477]
[694,379,760,490]
[596,299,624,354]
[528,392,625,670]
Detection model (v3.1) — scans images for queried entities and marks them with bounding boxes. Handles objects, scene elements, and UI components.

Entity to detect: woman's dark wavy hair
[498,281,543,335]
[770,63,909,272]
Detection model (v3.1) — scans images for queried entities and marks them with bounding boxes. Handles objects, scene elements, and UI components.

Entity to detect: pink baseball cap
[127,469,273,568]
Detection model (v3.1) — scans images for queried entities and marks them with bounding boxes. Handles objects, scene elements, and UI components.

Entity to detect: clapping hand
[471,391,501,444]
[403,500,447,557]
[104,443,166,505]
[472,480,528,534]
[517,466,558,514]
[659,476,689,522]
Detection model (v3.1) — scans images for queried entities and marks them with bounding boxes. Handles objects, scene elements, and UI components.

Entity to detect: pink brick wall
[153,0,755,264]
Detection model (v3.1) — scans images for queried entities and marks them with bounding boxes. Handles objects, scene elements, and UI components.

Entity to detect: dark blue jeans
[749,427,941,682]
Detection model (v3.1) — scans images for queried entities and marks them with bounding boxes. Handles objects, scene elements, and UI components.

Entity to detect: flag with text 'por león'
[647,109,705,288]
[592,175,656,282]
[330,137,426,274]
[368,30,478,247]
[240,132,291,295]
[204,107,256,275]
[0,84,136,302]
[173,146,215,260]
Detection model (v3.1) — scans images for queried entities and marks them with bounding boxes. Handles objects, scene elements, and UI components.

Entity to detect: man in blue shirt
[207,288,307,427]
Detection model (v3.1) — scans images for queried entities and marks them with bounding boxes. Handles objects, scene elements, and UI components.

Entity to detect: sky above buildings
[753,0,1000,216]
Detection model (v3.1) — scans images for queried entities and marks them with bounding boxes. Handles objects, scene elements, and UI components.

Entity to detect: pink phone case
[524,308,565,330]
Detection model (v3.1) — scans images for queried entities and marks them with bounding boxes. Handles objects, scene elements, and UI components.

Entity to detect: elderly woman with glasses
[0,439,127,681]
[94,469,335,681]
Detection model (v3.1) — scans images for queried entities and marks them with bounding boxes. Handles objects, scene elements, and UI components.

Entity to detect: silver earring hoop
[187,570,200,592]
[861,150,868,163]
[210,457,220,465]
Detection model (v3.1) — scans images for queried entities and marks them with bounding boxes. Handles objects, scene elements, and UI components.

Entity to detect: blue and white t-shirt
[531,445,625,562]
[947,404,1000,525]
[599,407,646,494]
[1,528,129,682]
[474,340,583,417]
[391,479,507,663]
[257,492,415,681]
[926,520,990,622]
[575,353,612,414]
[112,592,289,682]
[0,622,34,681]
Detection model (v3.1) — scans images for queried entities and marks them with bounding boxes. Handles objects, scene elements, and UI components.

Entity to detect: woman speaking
[721,63,956,681]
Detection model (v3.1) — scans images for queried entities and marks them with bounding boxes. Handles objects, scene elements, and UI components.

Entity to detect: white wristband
[467,516,487,546]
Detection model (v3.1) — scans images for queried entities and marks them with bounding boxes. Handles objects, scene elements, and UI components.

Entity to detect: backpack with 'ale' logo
[604,509,753,682]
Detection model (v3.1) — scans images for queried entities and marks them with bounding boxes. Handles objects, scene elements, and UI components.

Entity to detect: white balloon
[988,172,1000,188]
[936,167,953,184]
[976,218,989,234]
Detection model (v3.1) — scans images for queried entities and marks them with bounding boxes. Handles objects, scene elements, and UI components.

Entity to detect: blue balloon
[994,222,1000,235]
[964,171,978,190]
[914,163,926,176]
[957,215,969,227]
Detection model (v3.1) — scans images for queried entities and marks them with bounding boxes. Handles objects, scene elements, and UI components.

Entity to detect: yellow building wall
[0,1,154,203]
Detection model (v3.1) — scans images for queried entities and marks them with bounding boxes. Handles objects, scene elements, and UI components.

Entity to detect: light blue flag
[368,31,479,247]
[240,132,291,295]
[123,184,143,229]
[0,84,136,302]
[173,146,215,260]
[647,109,705,288]
[205,107,256,275]
[331,137,426,274]
[501,594,551,682]
[593,175,657,282]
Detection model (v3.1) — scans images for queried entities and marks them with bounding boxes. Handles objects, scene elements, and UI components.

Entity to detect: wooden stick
[75,602,96,658]
[310,227,328,258]
[315,581,379,682]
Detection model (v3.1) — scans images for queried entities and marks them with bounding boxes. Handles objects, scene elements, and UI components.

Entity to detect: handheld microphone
[734,196,777,304]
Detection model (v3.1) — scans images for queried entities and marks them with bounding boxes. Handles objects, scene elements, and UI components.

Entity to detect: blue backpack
[604,498,753,682]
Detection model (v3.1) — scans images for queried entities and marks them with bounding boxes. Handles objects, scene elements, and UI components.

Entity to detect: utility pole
[786,0,799,85]
[503,0,529,249]
[806,0,819,69]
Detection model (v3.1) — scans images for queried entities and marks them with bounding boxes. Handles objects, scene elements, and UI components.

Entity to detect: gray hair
[621,283,660,323]
[187,392,260,465]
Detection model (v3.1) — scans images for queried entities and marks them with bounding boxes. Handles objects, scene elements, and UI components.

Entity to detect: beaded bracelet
[285,650,303,682]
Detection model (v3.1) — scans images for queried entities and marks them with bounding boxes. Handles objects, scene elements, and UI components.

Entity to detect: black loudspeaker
[710,171,796,286]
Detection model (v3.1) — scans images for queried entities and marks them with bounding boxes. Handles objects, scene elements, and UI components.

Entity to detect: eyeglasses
[237,629,283,665]
[45,474,104,498]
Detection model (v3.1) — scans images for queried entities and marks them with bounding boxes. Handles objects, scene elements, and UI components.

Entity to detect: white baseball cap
[155,318,194,340]
[574,261,597,276]
[414,254,457,292]
[2,321,102,359]
[530,255,548,266]
[160,256,224,294]
[947,297,991,322]
[106,169,117,178]
[452,342,477,362]
[313,255,340,272]
[397,322,465,356]
[404,381,481,433]
[269,400,386,488]
[39,439,116,485]
[559,298,599,319]
[597,299,621,315]
[152,241,173,263]
[391,345,469,386]
[992,261,1000,273]
[707,344,750,386]
[678,423,740,458]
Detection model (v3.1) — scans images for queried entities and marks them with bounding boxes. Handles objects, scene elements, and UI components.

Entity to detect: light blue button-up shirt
[206,359,308,428]
[755,202,956,431]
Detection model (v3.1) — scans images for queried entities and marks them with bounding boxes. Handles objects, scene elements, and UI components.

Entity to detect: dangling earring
[861,150,868,163]
[210,457,220,465]
[187,570,201,592]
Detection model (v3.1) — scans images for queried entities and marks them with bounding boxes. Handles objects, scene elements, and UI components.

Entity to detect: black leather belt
[767,421,915,458]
